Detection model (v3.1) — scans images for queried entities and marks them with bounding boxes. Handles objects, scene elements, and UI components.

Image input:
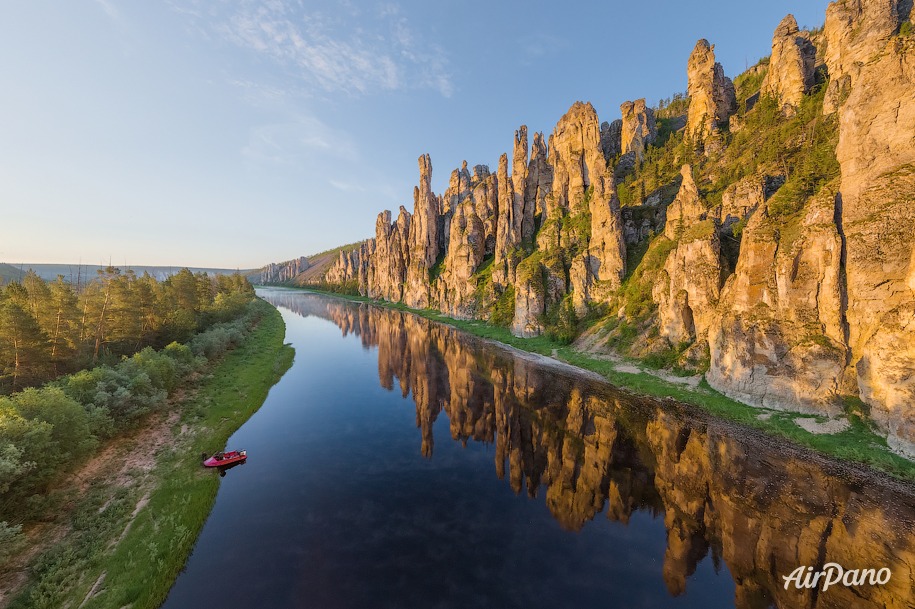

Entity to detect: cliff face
[685,39,737,144]
[327,100,624,339]
[320,0,915,456]
[619,99,657,161]
[707,186,848,414]
[762,14,816,114]
[260,256,310,284]
[704,0,915,452]
[832,1,915,455]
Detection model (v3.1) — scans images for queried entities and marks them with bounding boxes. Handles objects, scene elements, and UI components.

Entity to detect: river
[160,289,915,609]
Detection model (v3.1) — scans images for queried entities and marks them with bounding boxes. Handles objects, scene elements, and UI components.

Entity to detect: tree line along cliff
[303,1,915,457]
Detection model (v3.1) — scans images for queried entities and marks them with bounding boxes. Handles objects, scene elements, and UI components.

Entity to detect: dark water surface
[161,289,915,609]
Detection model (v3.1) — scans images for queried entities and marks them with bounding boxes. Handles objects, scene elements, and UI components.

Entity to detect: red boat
[202,450,247,467]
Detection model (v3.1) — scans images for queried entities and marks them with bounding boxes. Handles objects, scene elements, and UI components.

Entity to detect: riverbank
[280,286,915,482]
[4,298,294,609]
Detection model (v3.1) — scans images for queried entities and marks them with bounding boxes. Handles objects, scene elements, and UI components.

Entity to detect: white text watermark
[783,563,891,591]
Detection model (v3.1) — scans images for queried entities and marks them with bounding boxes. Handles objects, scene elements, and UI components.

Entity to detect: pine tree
[0,302,49,390]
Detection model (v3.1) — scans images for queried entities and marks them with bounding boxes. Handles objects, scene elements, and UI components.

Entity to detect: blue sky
[1,0,831,268]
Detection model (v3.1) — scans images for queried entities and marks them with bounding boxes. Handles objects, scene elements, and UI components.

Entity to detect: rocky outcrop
[599,120,622,160]
[514,126,536,245]
[663,165,709,239]
[654,223,724,345]
[569,253,593,317]
[512,254,545,338]
[652,166,725,349]
[324,251,355,286]
[717,175,766,231]
[619,99,657,161]
[545,102,626,286]
[685,39,737,143]
[320,104,624,337]
[260,256,309,283]
[371,207,411,302]
[821,0,910,113]
[707,186,847,414]
[493,153,517,287]
[762,15,816,114]
[544,102,602,217]
[404,154,441,308]
[525,131,552,221]
[832,2,915,453]
[436,197,485,318]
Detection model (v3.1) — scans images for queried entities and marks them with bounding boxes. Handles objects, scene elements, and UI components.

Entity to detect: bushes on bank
[0,299,263,526]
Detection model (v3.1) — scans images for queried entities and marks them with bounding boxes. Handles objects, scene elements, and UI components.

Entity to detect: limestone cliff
[685,39,737,144]
[326,99,624,341]
[318,0,915,457]
[707,186,848,414]
[832,0,915,455]
[762,14,816,114]
[259,256,309,284]
[619,99,657,161]
[404,154,441,309]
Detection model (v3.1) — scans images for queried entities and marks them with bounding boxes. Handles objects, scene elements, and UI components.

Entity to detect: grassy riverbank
[7,298,294,609]
[283,286,915,482]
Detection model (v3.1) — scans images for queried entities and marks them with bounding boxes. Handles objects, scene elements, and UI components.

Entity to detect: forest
[0,268,260,551]
[0,267,254,393]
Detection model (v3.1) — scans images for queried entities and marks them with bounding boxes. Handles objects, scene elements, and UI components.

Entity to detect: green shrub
[731,218,748,238]
[0,388,96,518]
[0,520,23,563]
[542,297,578,344]
[490,286,515,327]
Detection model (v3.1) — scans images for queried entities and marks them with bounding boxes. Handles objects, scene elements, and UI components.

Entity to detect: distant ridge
[0,263,254,284]
[252,242,363,286]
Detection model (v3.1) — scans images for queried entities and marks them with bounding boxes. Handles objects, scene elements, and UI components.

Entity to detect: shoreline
[264,285,915,485]
[5,298,294,609]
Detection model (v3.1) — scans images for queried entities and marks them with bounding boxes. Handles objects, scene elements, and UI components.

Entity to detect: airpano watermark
[783,563,892,591]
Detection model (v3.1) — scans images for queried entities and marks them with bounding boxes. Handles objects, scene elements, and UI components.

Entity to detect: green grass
[10,298,294,609]
[295,287,915,482]
[304,241,363,261]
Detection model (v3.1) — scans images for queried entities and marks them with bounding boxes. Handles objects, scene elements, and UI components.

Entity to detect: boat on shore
[202,450,247,467]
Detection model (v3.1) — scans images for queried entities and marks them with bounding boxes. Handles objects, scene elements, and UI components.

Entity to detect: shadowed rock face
[619,99,657,161]
[599,119,622,161]
[263,292,915,609]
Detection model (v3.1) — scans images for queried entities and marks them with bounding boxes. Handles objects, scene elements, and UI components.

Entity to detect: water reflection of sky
[161,290,915,609]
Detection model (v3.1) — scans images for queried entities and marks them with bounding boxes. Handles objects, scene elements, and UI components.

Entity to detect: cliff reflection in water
[264,291,915,609]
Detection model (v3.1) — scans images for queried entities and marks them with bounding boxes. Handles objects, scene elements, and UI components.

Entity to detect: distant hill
[0,263,254,284]
[0,263,25,284]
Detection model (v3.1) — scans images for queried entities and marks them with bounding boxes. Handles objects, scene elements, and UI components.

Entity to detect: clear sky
[1,0,832,269]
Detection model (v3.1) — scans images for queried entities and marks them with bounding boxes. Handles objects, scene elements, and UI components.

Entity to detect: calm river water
[161,289,915,609]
